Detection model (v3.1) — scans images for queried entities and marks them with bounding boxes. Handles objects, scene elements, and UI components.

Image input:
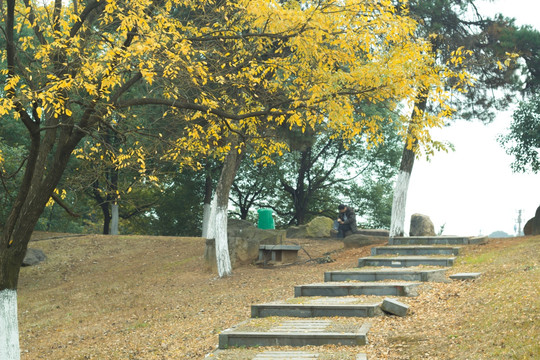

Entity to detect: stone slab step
[206,349,368,359]
[389,236,487,246]
[381,298,409,317]
[324,267,448,282]
[251,297,382,318]
[358,256,455,268]
[254,351,320,359]
[294,281,421,297]
[450,272,482,280]
[218,319,370,348]
[371,245,460,256]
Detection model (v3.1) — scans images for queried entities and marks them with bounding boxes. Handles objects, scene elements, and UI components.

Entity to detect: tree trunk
[390,94,428,237]
[239,206,249,220]
[390,147,415,237]
[201,172,213,238]
[101,203,111,234]
[210,146,244,277]
[110,203,119,235]
[202,203,212,238]
[92,180,112,234]
[0,166,75,360]
[109,159,119,235]
[0,286,19,360]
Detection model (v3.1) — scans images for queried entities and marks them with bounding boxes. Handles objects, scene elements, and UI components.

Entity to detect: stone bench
[258,245,301,264]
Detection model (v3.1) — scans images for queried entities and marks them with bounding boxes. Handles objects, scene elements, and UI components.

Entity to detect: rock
[286,224,308,239]
[523,205,540,236]
[306,217,334,238]
[205,219,286,269]
[409,213,436,236]
[524,218,533,235]
[356,229,390,237]
[342,234,387,248]
[22,248,46,266]
[227,218,256,234]
[286,216,334,238]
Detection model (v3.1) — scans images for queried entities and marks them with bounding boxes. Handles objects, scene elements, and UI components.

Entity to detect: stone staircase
[207,235,486,359]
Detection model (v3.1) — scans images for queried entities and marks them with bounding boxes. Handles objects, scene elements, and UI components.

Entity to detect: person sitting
[336,204,357,238]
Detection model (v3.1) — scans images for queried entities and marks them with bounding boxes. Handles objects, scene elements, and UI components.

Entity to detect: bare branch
[51,192,81,218]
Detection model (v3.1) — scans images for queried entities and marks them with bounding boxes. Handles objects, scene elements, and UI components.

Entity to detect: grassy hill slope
[18,234,539,359]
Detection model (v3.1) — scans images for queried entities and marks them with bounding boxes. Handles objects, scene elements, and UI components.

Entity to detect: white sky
[405,0,540,237]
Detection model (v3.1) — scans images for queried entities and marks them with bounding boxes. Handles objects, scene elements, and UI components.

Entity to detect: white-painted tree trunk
[110,203,119,235]
[213,205,232,277]
[205,197,217,240]
[0,289,20,360]
[201,202,212,238]
[390,170,411,237]
[207,144,242,277]
[204,193,232,277]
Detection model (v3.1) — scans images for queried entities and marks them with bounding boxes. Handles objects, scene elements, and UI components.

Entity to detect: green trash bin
[257,208,275,229]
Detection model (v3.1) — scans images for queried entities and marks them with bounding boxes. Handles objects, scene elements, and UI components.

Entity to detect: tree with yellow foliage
[155,1,462,277]
[0,1,461,357]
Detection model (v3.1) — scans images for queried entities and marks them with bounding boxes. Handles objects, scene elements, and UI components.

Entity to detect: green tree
[146,170,208,237]
[229,112,403,227]
[390,0,523,236]
[500,95,540,173]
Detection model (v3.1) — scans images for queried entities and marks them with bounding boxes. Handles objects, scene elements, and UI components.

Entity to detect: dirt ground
[17,233,539,359]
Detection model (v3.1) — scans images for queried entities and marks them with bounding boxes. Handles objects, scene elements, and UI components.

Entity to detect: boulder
[524,218,533,235]
[205,219,286,269]
[356,229,390,237]
[342,234,387,248]
[409,213,436,236]
[286,216,334,238]
[22,248,46,266]
[523,205,540,235]
[286,224,308,239]
[306,216,334,237]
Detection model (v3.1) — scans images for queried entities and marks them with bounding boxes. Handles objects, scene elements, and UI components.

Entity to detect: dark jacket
[338,207,357,233]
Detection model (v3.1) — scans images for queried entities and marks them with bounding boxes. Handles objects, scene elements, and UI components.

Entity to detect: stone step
[218,319,371,348]
[294,281,421,297]
[450,272,482,280]
[358,256,455,268]
[206,349,368,359]
[371,245,460,256]
[251,297,382,318]
[324,267,448,282]
[254,351,321,359]
[389,236,487,246]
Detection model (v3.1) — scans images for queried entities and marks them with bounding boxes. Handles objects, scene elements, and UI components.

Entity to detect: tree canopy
[0,0,470,281]
[0,0,466,250]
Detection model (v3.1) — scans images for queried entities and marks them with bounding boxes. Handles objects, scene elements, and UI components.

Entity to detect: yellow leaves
[0,0,459,175]
[46,189,67,207]
[141,69,155,85]
[4,75,20,92]
[498,52,520,70]
[157,0,460,167]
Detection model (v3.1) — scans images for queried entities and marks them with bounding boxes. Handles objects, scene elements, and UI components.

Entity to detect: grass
[396,236,540,359]
[16,232,540,359]
[447,237,540,359]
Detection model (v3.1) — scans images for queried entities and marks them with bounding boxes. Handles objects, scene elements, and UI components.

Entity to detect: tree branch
[69,0,102,38]
[51,193,80,218]
[22,0,47,45]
